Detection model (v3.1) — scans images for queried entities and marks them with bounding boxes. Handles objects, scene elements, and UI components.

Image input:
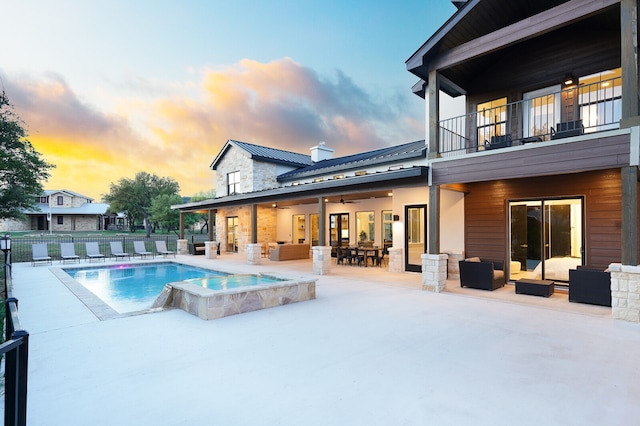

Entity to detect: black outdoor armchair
[568,267,612,307]
[459,258,506,291]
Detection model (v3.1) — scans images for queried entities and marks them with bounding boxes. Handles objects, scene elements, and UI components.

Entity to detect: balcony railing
[438,77,622,157]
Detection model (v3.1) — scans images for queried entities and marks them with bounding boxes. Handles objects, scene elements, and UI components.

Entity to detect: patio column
[621,166,638,265]
[427,69,440,159]
[247,204,261,264]
[428,185,440,254]
[179,212,185,239]
[318,196,326,246]
[208,209,215,243]
[620,0,640,128]
[313,196,331,275]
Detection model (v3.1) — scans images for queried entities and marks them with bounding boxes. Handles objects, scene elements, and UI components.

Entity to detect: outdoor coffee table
[515,278,555,297]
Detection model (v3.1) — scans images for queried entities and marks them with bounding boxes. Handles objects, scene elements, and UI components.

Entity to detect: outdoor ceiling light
[564,73,576,86]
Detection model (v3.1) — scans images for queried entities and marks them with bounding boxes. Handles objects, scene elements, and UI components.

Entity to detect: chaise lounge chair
[60,242,80,263]
[32,243,52,266]
[85,242,105,262]
[155,240,175,258]
[133,241,154,259]
[109,241,131,260]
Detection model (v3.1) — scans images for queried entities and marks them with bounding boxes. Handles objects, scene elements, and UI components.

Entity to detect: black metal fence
[8,234,210,264]
[1,251,29,426]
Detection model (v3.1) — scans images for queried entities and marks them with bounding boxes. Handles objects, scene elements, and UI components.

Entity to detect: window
[382,210,393,242]
[579,68,622,133]
[227,171,240,195]
[477,97,507,144]
[356,211,374,242]
[37,196,48,204]
[57,216,64,225]
[57,196,63,205]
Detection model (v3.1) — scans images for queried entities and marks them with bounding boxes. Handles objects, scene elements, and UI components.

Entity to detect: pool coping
[51,260,316,321]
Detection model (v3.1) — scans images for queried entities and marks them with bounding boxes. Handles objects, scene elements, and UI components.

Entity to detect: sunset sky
[1,1,461,201]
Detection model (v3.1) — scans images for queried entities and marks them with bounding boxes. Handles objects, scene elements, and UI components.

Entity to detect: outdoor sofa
[269,243,310,261]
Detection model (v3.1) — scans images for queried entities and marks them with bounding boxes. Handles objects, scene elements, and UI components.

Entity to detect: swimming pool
[58,262,316,320]
[63,263,282,314]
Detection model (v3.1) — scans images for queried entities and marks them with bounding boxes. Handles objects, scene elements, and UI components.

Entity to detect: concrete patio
[9,254,640,425]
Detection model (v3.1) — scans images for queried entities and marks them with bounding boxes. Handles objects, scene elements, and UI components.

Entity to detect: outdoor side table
[515,278,555,297]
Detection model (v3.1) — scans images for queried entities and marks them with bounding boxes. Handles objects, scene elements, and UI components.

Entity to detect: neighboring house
[176,0,640,287]
[0,190,110,232]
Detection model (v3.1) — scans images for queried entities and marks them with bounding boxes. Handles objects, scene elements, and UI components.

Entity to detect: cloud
[0,58,424,200]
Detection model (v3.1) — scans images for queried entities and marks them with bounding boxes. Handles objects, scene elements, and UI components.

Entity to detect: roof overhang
[173,166,428,212]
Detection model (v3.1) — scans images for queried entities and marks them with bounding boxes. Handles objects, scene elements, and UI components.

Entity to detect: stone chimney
[310,141,334,162]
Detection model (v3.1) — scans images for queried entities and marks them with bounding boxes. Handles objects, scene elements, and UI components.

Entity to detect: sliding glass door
[509,198,583,281]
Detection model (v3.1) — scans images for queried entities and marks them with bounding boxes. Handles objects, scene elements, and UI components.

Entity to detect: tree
[0,91,54,220]
[103,172,180,237]
[150,193,183,234]
[185,189,216,233]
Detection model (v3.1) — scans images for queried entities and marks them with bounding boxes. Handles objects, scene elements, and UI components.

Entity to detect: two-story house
[407,0,639,285]
[0,189,110,232]
[176,0,639,286]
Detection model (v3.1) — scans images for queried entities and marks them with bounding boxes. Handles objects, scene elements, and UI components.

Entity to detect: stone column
[247,243,262,265]
[388,247,403,272]
[177,239,188,255]
[312,246,332,275]
[422,253,448,292]
[443,251,464,280]
[205,241,218,259]
[609,263,640,322]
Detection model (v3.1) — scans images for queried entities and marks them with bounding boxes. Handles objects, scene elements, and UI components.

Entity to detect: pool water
[63,263,280,314]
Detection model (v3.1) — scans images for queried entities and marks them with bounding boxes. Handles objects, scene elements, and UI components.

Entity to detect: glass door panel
[292,214,305,244]
[523,85,561,140]
[329,213,349,256]
[226,216,238,253]
[310,214,318,246]
[509,198,582,282]
[405,205,427,272]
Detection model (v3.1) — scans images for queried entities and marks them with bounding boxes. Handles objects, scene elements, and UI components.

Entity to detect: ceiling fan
[272,203,290,209]
[329,196,358,204]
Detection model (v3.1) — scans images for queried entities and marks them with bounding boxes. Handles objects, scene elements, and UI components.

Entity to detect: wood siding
[432,132,631,186]
[464,169,629,269]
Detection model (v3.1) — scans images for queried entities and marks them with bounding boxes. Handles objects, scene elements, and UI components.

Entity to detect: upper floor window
[477,97,507,143]
[37,196,49,204]
[57,196,64,205]
[227,171,240,195]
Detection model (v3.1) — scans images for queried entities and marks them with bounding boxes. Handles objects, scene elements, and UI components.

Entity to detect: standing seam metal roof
[230,140,313,167]
[277,140,426,180]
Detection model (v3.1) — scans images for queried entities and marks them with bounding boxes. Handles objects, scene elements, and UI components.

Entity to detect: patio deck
[9,254,640,425]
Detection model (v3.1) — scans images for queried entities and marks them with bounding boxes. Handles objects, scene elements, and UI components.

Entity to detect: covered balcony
[438,74,622,157]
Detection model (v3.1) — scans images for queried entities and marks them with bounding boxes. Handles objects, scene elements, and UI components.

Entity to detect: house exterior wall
[215,146,288,196]
[215,206,276,253]
[463,168,626,270]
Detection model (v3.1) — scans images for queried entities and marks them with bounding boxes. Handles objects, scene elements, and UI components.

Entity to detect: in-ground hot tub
[151,273,316,320]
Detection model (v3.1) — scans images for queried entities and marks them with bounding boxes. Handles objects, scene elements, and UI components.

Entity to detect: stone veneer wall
[215,206,276,253]
[609,263,640,322]
[443,251,464,280]
[155,278,317,320]
[421,253,448,292]
[215,145,280,195]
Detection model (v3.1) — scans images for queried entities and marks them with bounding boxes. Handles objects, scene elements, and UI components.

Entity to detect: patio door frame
[508,197,584,281]
[404,204,428,272]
